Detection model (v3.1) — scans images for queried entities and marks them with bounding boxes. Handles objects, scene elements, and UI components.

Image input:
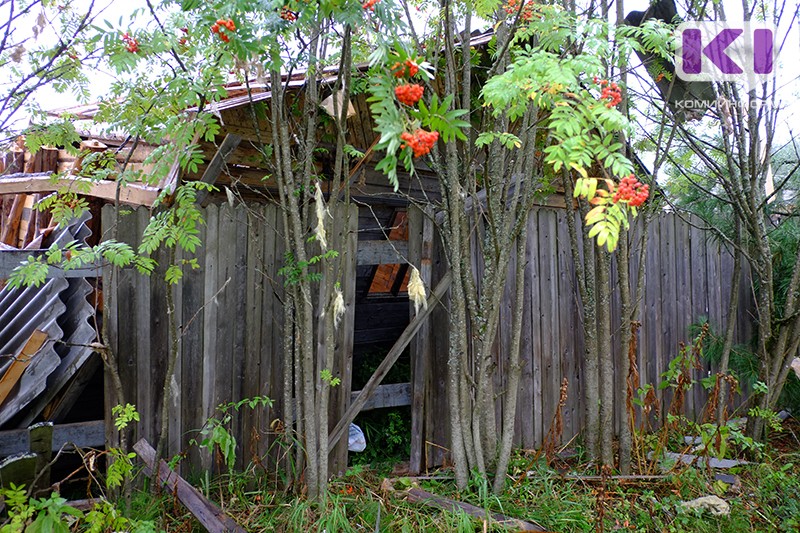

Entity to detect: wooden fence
[103,203,753,474]
[413,208,754,468]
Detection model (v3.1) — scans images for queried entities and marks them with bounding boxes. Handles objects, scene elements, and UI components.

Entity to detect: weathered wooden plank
[406,488,546,531]
[423,228,449,467]
[556,210,576,441]
[229,207,249,469]
[330,204,359,474]
[660,213,678,413]
[539,210,559,438]
[168,271,183,460]
[408,205,432,473]
[351,382,412,411]
[0,420,105,457]
[181,210,207,472]
[643,217,661,422]
[0,174,160,206]
[356,240,409,266]
[328,272,452,452]
[530,211,543,445]
[674,216,693,417]
[516,211,535,448]
[134,439,247,533]
[200,204,220,471]
[135,208,154,445]
[260,204,279,462]
[242,207,264,464]
[690,219,711,416]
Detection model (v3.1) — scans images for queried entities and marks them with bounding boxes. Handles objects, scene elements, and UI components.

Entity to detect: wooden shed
[0,61,754,480]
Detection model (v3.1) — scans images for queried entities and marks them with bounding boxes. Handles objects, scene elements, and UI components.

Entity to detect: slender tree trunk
[617,231,632,473]
[493,232,527,494]
[597,250,614,467]
[716,228,742,422]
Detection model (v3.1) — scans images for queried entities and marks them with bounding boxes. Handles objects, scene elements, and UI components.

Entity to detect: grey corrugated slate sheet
[0,213,96,428]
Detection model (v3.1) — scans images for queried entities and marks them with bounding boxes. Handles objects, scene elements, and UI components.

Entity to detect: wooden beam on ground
[350,382,411,411]
[328,272,452,452]
[406,487,547,531]
[0,330,48,407]
[0,173,160,206]
[0,420,105,457]
[356,240,408,266]
[195,133,242,206]
[134,439,247,533]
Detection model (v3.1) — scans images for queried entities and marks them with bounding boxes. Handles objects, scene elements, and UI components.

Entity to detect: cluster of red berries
[392,59,419,78]
[401,129,439,158]
[504,0,537,21]
[613,174,649,207]
[362,0,380,10]
[211,18,236,42]
[280,6,297,21]
[178,27,189,46]
[592,77,622,108]
[395,83,424,106]
[122,32,139,53]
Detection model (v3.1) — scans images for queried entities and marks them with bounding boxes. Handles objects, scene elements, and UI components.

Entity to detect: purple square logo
[676,22,775,86]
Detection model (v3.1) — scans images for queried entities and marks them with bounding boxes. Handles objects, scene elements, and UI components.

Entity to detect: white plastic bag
[348,423,367,452]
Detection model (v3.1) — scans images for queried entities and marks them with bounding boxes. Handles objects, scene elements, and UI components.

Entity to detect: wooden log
[328,272,452,452]
[0,330,48,407]
[133,439,246,533]
[29,422,53,492]
[405,487,547,531]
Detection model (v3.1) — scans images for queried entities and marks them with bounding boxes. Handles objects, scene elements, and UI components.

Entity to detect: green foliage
[106,448,138,490]
[24,120,82,157]
[0,486,83,533]
[351,409,411,467]
[321,368,342,387]
[368,46,468,191]
[112,403,140,430]
[479,6,654,251]
[278,249,340,285]
[192,395,273,472]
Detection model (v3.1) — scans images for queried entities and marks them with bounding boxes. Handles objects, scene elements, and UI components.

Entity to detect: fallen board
[406,487,548,531]
[133,439,246,533]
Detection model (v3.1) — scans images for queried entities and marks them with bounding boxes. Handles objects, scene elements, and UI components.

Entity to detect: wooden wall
[411,208,754,468]
[103,202,753,475]
[102,203,358,475]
